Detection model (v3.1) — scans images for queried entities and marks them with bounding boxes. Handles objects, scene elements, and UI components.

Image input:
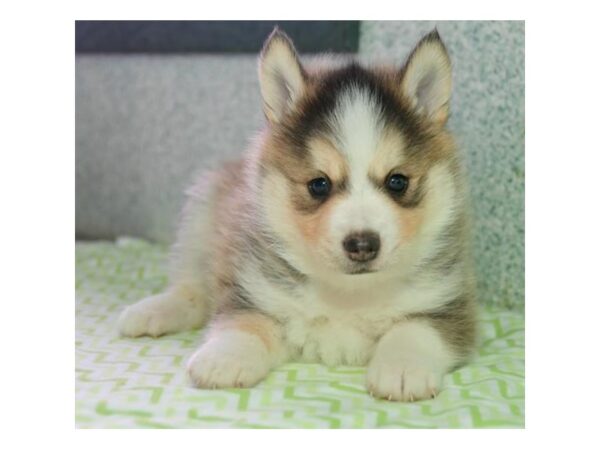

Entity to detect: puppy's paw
[366,358,442,402]
[299,322,374,367]
[187,331,271,389]
[118,292,194,337]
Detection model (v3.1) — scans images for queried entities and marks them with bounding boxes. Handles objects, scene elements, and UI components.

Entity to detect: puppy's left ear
[259,28,306,124]
[400,30,452,125]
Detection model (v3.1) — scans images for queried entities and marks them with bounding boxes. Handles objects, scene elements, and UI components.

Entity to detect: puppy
[118,28,477,402]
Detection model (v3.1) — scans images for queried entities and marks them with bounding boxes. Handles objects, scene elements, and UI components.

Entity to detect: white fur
[367,321,454,401]
[169,171,219,291]
[236,246,461,371]
[118,289,208,338]
[187,330,275,388]
[325,88,401,269]
[331,87,384,183]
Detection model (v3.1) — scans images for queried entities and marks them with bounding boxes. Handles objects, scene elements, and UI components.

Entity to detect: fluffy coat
[118,28,477,402]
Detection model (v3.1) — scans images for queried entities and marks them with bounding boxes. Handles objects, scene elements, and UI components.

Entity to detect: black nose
[342,231,380,262]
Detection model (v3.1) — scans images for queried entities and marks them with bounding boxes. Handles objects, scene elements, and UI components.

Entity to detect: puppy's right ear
[259,28,306,124]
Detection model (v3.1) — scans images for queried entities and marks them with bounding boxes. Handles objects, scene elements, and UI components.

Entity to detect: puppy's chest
[277,291,398,366]
[250,274,448,366]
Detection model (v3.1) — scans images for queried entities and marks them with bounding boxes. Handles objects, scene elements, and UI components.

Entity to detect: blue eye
[308,177,331,198]
[386,174,409,194]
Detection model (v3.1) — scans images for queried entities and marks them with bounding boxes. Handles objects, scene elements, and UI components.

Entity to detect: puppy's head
[258,28,462,279]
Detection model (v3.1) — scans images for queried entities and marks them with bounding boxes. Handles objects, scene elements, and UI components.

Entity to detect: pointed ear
[259,28,306,124]
[400,30,452,125]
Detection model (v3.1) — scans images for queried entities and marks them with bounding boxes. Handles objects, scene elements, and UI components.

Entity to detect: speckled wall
[359,21,524,309]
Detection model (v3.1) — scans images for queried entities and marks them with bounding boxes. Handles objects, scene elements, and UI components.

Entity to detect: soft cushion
[76,239,524,428]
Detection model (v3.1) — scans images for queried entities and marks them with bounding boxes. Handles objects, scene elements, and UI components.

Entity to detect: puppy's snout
[342,231,380,262]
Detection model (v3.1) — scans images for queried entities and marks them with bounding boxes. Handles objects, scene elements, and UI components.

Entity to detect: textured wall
[360,21,524,309]
[76,55,265,243]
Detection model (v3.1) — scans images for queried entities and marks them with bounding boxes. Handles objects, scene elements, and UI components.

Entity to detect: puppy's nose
[342,231,380,262]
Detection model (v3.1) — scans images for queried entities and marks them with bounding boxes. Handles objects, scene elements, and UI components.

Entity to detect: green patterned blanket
[75,238,524,428]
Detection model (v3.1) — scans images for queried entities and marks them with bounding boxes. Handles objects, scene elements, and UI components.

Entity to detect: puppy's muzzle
[342,231,380,262]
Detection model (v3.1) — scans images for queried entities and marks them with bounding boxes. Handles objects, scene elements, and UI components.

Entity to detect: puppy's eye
[308,177,331,198]
[386,174,409,194]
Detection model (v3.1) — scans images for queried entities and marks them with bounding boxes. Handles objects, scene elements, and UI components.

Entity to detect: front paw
[118,290,204,338]
[187,331,271,389]
[118,294,175,338]
[366,359,442,402]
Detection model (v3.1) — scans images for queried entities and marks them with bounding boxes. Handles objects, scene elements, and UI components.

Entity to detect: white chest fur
[284,309,385,366]
[240,265,459,367]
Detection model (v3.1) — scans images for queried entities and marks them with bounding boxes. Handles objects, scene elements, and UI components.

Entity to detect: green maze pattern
[76,238,524,428]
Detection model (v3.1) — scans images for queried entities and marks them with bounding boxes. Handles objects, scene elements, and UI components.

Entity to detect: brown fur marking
[407,292,478,367]
[291,194,346,244]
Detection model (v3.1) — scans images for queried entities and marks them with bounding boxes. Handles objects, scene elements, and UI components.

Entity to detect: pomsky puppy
[118,28,477,402]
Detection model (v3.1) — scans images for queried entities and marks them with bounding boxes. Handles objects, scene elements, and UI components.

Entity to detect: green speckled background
[360,21,525,309]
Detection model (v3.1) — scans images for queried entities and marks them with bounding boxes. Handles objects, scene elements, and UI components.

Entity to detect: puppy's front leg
[367,320,455,402]
[187,313,286,389]
[118,285,208,338]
